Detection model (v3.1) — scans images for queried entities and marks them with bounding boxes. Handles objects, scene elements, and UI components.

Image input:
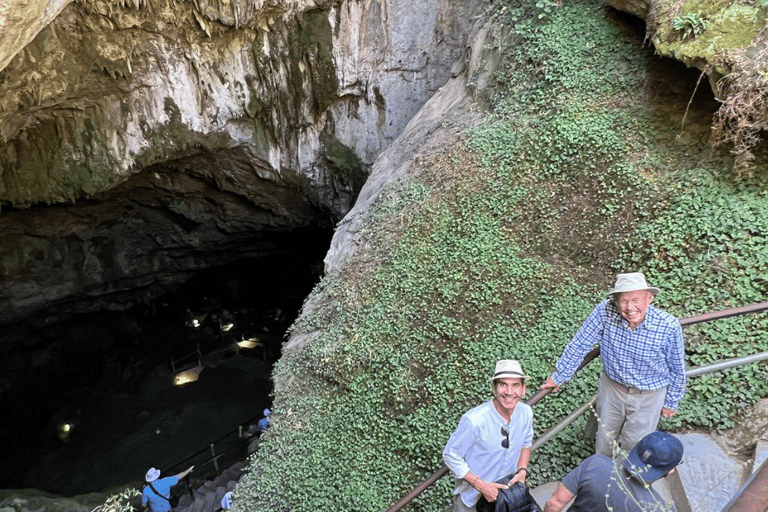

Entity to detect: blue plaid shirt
[551,300,686,410]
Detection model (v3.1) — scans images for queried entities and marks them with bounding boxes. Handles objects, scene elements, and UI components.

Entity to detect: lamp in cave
[237,336,261,349]
[191,319,201,328]
[58,422,73,443]
[222,322,234,332]
[174,365,204,386]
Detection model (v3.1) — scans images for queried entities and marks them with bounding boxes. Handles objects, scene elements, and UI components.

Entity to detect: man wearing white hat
[541,272,685,456]
[443,360,534,512]
[142,465,194,512]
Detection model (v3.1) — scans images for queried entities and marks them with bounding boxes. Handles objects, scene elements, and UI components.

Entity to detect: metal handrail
[720,456,768,512]
[163,410,265,480]
[532,350,768,451]
[385,300,768,512]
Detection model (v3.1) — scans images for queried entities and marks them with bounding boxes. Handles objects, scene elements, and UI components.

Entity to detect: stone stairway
[174,461,246,512]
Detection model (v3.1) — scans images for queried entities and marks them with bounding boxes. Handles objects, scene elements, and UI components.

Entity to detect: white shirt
[443,399,534,507]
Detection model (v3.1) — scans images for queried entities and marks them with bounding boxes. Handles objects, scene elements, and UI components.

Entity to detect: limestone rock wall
[0,0,480,211]
[0,0,486,328]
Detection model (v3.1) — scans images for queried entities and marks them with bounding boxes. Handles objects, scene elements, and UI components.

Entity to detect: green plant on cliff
[672,13,708,40]
[236,0,768,510]
[91,488,141,512]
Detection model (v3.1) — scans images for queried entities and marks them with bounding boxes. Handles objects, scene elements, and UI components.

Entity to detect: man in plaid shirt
[540,272,685,456]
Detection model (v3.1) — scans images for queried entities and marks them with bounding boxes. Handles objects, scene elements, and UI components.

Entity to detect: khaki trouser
[452,493,476,512]
[595,372,667,456]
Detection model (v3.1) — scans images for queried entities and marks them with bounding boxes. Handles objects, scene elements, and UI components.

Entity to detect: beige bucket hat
[607,272,660,297]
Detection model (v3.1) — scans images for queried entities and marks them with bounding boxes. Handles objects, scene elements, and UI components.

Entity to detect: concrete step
[200,481,218,493]
[219,467,242,483]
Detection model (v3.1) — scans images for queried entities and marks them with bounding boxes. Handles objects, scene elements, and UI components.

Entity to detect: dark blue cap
[624,431,683,483]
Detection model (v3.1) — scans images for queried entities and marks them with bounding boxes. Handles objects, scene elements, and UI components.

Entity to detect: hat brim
[491,372,530,382]
[623,450,666,483]
[608,286,660,298]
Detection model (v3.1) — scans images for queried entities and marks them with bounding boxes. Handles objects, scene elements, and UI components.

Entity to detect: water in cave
[0,227,331,496]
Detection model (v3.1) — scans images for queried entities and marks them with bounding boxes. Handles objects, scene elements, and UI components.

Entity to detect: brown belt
[605,373,663,395]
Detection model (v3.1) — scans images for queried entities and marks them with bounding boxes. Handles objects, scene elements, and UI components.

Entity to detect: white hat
[263,408,271,416]
[490,360,530,382]
[607,272,660,297]
[221,491,233,510]
[145,467,161,482]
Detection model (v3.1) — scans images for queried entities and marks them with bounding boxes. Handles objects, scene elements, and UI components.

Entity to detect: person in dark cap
[540,272,686,456]
[443,360,534,512]
[544,430,684,512]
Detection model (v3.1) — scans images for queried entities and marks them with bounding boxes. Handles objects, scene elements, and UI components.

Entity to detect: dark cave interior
[0,225,332,495]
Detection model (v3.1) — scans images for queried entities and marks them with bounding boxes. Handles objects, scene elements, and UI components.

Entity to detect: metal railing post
[211,444,219,473]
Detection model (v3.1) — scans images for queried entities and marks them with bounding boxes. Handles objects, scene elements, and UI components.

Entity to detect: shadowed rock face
[0,159,331,329]
[0,0,484,329]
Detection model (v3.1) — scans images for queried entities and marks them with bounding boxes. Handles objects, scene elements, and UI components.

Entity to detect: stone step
[214,486,228,509]
[172,460,244,512]
[221,467,243,481]
[188,495,205,512]
[201,490,217,512]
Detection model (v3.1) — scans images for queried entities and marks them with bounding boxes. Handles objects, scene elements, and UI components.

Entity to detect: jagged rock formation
[0,0,483,329]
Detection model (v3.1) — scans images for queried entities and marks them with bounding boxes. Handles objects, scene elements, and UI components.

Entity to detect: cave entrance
[1,225,332,496]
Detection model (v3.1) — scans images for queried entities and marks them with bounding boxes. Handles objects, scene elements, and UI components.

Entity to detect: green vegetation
[651,0,768,168]
[91,488,141,512]
[654,0,766,60]
[672,13,707,40]
[236,0,768,510]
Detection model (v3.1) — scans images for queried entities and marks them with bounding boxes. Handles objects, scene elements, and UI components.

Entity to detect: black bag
[475,475,542,512]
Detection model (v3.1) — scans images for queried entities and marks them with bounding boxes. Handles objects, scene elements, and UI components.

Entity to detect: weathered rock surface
[0,0,73,72]
[607,0,768,166]
[0,164,326,329]
[0,0,485,328]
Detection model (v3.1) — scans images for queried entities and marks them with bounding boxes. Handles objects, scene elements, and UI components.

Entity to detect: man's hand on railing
[539,376,560,392]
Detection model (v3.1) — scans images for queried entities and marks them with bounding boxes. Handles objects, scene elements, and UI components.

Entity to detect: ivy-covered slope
[235,1,768,511]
